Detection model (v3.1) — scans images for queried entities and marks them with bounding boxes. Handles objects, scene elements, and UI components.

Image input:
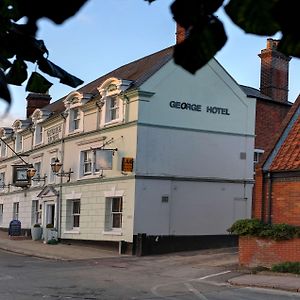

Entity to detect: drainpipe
[267,172,273,224]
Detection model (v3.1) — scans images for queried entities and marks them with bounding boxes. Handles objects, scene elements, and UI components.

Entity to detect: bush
[227,219,265,236]
[228,219,300,241]
[46,223,54,228]
[271,262,300,274]
[33,223,41,228]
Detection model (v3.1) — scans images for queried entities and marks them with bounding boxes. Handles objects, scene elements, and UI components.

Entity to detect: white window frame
[105,95,120,124]
[32,161,42,186]
[72,200,80,229]
[15,133,23,152]
[0,204,3,225]
[13,202,19,220]
[49,157,56,183]
[68,107,82,133]
[31,200,41,225]
[104,197,123,232]
[80,148,113,177]
[254,149,264,173]
[34,123,43,146]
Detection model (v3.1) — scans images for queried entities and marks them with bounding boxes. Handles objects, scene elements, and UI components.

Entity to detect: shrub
[33,224,41,228]
[228,219,300,241]
[271,262,300,274]
[227,219,265,236]
[46,223,54,228]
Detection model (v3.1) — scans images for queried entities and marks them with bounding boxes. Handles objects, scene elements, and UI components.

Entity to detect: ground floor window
[66,199,80,230]
[105,197,123,230]
[31,200,41,225]
[13,202,19,220]
[0,204,3,225]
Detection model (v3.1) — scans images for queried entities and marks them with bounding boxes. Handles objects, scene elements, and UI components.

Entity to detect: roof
[258,95,300,172]
[44,46,174,115]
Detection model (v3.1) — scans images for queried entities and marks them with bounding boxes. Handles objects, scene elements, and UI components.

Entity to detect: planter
[31,226,42,241]
[43,228,58,243]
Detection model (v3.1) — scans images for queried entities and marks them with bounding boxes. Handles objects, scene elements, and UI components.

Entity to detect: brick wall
[255,100,290,150]
[239,236,300,267]
[271,178,300,225]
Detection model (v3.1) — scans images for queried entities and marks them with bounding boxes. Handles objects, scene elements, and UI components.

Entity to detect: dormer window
[70,107,81,132]
[15,133,23,152]
[64,92,92,135]
[106,95,119,123]
[34,124,43,145]
[98,78,132,127]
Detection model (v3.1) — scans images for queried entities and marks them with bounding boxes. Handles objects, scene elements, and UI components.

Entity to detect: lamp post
[50,158,73,238]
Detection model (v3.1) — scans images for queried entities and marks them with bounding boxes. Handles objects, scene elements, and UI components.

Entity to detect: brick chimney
[259,38,291,102]
[176,24,187,44]
[26,93,51,118]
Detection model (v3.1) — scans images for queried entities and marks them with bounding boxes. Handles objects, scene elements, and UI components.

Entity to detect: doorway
[45,202,56,227]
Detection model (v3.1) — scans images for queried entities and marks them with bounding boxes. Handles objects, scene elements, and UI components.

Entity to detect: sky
[1,0,300,126]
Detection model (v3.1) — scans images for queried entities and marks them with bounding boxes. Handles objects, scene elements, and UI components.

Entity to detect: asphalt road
[1,249,300,299]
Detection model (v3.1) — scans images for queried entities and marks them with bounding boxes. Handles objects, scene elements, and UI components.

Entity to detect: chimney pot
[26,93,51,118]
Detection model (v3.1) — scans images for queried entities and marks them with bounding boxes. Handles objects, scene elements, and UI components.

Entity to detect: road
[0,248,300,299]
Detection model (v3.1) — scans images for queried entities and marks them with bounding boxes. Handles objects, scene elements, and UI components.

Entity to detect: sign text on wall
[46,125,62,143]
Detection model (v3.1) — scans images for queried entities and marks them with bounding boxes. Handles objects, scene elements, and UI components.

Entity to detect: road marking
[184,283,209,300]
[195,270,231,281]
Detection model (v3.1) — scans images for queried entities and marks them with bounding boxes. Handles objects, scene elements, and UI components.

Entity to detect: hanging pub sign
[12,164,31,187]
[122,157,134,172]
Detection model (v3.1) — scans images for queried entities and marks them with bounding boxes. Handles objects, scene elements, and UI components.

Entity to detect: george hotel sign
[169,101,230,116]
[46,125,62,143]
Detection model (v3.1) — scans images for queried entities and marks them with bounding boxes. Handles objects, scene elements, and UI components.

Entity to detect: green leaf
[277,33,300,58]
[14,0,88,24]
[0,56,12,70]
[38,58,83,88]
[225,0,280,36]
[26,72,53,93]
[174,17,227,74]
[0,68,11,108]
[5,58,27,86]
[171,0,224,29]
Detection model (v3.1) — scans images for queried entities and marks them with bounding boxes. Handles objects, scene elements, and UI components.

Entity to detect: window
[81,149,113,176]
[0,204,3,225]
[15,134,23,152]
[72,200,80,228]
[254,149,264,173]
[105,197,123,230]
[69,108,81,132]
[0,172,4,190]
[105,95,119,123]
[49,157,56,182]
[0,141,7,158]
[34,124,43,145]
[66,199,80,230]
[31,200,41,225]
[13,202,19,220]
[32,162,41,186]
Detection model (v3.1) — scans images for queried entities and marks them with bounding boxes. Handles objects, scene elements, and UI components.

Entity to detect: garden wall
[239,236,300,267]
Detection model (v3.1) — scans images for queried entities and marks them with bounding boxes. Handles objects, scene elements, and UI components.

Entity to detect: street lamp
[50,158,73,182]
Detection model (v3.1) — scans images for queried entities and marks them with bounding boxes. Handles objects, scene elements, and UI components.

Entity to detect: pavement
[1,230,300,294]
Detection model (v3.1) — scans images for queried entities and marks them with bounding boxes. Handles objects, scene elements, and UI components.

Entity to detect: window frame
[0,172,5,190]
[15,133,23,153]
[32,161,42,186]
[34,123,43,146]
[72,200,80,229]
[0,204,3,225]
[0,140,7,158]
[13,202,19,220]
[31,200,41,225]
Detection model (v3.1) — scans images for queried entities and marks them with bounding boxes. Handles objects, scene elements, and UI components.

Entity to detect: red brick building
[254,95,300,224]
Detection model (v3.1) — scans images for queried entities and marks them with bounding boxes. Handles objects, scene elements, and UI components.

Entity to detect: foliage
[46,223,54,228]
[2,0,300,110]
[33,223,41,228]
[228,219,300,241]
[271,262,300,274]
[0,0,86,109]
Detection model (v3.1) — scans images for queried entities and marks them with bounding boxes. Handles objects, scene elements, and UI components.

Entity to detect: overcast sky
[1,0,300,126]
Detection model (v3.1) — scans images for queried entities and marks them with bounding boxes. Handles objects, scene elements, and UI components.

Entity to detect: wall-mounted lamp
[50,158,73,182]
[27,167,47,184]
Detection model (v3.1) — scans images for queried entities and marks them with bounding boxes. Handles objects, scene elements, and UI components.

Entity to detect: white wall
[138,59,255,136]
[136,126,254,180]
[134,179,252,235]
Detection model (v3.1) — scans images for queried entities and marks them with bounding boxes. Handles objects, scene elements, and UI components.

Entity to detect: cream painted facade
[0,51,256,253]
